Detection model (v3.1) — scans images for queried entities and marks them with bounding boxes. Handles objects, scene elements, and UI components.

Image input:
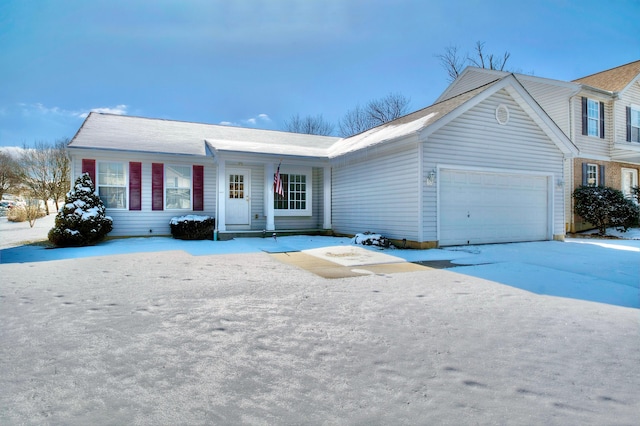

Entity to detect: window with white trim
[587,99,600,137]
[165,165,191,209]
[97,162,126,209]
[274,167,312,216]
[631,107,640,143]
[586,163,598,187]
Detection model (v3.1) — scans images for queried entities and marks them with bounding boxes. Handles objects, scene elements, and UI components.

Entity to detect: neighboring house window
[627,106,640,143]
[582,163,605,187]
[621,168,638,201]
[274,167,312,216]
[97,162,126,209]
[581,97,604,139]
[165,165,191,209]
[586,164,598,187]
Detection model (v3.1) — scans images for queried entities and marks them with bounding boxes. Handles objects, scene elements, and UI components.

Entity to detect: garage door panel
[439,170,549,246]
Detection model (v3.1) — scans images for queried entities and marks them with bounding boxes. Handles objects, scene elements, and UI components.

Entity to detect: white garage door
[439,169,549,246]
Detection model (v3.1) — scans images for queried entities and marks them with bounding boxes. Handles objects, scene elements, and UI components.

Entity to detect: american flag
[274,163,284,197]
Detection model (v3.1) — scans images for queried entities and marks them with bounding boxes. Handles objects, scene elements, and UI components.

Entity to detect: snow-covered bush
[48,173,113,247]
[573,185,639,235]
[170,215,215,240]
[352,232,391,247]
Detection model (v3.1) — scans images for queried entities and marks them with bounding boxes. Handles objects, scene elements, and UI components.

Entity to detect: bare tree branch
[283,114,334,136]
[438,41,512,80]
[339,93,411,137]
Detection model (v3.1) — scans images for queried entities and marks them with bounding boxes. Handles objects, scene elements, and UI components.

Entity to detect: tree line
[0,140,71,215]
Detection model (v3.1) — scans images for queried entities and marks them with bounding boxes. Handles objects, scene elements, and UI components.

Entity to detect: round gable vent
[495,104,510,125]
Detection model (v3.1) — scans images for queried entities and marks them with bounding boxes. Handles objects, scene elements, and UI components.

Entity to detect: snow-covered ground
[1,216,639,424]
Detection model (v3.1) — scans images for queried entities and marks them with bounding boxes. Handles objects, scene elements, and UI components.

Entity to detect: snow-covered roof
[328,81,499,157]
[68,74,572,161]
[68,113,339,157]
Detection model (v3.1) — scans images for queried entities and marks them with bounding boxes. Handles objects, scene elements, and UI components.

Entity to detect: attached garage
[438,169,551,246]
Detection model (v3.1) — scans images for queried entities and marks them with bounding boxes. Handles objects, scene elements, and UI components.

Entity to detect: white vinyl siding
[71,150,215,237]
[518,79,574,137]
[332,145,421,241]
[423,89,564,243]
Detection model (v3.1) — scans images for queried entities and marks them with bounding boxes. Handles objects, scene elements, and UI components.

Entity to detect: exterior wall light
[426,170,436,186]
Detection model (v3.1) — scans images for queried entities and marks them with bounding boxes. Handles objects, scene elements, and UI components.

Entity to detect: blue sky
[1,0,638,147]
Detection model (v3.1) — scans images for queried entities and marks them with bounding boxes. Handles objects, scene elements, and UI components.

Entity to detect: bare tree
[338,93,410,137]
[0,151,21,200]
[19,141,53,215]
[19,140,70,215]
[49,139,71,211]
[437,41,512,82]
[283,114,334,136]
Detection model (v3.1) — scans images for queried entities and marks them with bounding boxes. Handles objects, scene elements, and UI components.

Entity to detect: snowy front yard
[1,247,639,424]
[1,216,639,424]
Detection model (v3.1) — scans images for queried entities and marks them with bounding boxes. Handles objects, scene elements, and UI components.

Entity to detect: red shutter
[129,162,142,211]
[81,159,96,185]
[193,165,204,211]
[152,163,164,211]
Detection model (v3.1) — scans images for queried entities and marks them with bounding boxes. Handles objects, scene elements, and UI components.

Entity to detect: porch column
[323,166,332,230]
[217,161,226,231]
[265,163,275,231]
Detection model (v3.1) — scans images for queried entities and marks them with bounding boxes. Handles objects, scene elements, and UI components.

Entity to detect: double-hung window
[165,165,191,209]
[582,97,604,138]
[98,162,126,209]
[274,167,312,216]
[586,163,598,187]
[587,99,600,137]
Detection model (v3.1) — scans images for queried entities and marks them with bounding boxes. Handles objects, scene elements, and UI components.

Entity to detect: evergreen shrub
[573,185,639,235]
[48,173,113,247]
[170,215,215,240]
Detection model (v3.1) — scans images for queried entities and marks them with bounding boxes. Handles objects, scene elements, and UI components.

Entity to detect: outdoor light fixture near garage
[426,169,436,186]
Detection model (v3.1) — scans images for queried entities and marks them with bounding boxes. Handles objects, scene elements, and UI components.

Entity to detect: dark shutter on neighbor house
[193,165,204,211]
[129,162,142,211]
[627,106,632,142]
[599,101,605,139]
[581,162,588,186]
[81,159,96,185]
[152,163,164,211]
[581,97,588,136]
[599,165,605,186]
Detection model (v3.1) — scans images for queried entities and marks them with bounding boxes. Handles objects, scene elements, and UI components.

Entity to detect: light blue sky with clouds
[1,0,638,147]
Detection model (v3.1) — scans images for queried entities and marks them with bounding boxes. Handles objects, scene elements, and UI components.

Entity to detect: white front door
[621,168,638,201]
[226,168,251,225]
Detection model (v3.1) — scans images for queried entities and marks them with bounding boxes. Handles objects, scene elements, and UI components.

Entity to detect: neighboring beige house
[437,60,640,232]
